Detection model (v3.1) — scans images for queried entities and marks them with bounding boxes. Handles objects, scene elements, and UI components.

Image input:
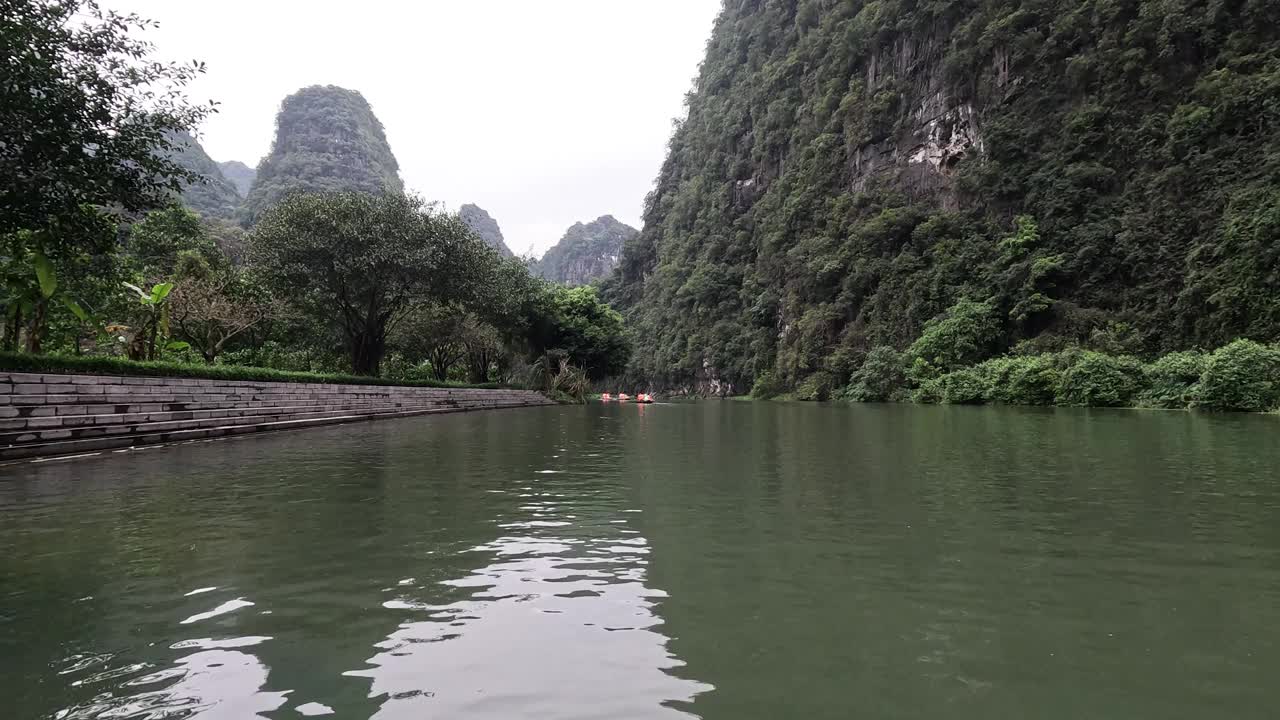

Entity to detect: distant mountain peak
[241,85,403,224]
[167,130,240,221]
[535,216,638,285]
[459,204,514,257]
[217,160,257,198]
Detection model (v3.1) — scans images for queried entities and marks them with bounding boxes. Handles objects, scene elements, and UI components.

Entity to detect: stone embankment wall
[0,372,551,463]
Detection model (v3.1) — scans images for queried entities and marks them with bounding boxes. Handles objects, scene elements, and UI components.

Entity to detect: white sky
[103,0,722,257]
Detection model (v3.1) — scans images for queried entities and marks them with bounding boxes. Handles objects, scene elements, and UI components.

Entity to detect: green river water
[2,401,1279,719]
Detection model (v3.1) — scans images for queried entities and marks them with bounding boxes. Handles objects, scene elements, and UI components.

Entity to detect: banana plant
[120,280,188,360]
[2,247,90,353]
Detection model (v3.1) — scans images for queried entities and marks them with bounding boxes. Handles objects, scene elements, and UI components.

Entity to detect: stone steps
[0,403,540,462]
[0,398,471,433]
[0,371,551,463]
[0,400,461,445]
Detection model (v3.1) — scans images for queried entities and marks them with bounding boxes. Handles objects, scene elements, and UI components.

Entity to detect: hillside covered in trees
[241,85,404,224]
[170,131,241,222]
[537,215,638,285]
[607,0,1280,397]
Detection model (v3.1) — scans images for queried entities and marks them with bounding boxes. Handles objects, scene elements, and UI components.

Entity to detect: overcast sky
[104,0,722,257]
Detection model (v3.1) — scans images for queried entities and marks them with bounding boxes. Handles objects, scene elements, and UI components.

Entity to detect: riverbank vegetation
[753,300,1280,413]
[1,1,629,401]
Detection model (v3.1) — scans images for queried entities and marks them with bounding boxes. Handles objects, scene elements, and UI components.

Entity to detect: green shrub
[906,299,1002,375]
[1140,350,1207,409]
[843,346,907,402]
[750,370,785,399]
[0,352,500,389]
[977,355,1062,405]
[795,370,837,401]
[1193,339,1280,412]
[935,367,989,404]
[1056,351,1148,407]
[911,376,945,404]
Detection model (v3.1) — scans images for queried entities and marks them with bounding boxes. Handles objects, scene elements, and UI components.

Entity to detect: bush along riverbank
[835,339,1280,413]
[752,336,1280,414]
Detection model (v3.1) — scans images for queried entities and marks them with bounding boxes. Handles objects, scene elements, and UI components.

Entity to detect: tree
[114,281,178,361]
[249,192,491,375]
[460,317,504,383]
[1,0,212,237]
[541,285,630,381]
[1,0,212,348]
[126,205,226,278]
[389,303,466,381]
[906,299,1003,382]
[170,273,275,363]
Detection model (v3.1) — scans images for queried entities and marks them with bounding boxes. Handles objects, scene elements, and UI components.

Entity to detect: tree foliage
[249,192,495,375]
[1,0,212,240]
[2,0,212,352]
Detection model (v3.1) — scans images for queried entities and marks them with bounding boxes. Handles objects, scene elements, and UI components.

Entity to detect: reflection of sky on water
[55,636,287,719]
[348,488,710,719]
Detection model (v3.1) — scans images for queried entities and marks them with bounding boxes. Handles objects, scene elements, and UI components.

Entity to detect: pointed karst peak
[240,85,403,225]
[535,216,638,286]
[459,204,514,257]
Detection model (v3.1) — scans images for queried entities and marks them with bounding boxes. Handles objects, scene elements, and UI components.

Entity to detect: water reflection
[55,637,286,719]
[350,473,710,719]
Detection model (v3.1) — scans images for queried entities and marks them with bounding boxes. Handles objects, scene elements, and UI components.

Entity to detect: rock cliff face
[608,0,1280,394]
[536,216,637,286]
[241,85,403,224]
[459,204,513,257]
[217,160,257,198]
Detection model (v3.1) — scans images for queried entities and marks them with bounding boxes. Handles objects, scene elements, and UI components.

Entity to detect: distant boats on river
[600,393,654,404]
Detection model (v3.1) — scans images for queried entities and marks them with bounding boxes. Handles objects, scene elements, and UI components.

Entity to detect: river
[2,401,1279,719]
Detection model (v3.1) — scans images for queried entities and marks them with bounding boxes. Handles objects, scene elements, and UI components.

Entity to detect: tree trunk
[147,318,159,361]
[350,330,385,376]
[24,300,46,354]
[8,307,22,352]
[467,347,492,383]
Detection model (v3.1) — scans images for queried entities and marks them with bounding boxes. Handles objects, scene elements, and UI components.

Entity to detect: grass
[0,352,503,390]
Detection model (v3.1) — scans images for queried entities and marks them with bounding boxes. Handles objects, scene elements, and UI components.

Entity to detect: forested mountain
[607,0,1280,394]
[241,85,403,224]
[169,131,241,221]
[537,216,637,285]
[217,160,257,197]
[459,203,514,257]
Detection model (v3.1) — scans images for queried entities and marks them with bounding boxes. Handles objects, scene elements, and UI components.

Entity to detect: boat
[601,393,613,401]
[618,393,631,401]
[635,393,655,404]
